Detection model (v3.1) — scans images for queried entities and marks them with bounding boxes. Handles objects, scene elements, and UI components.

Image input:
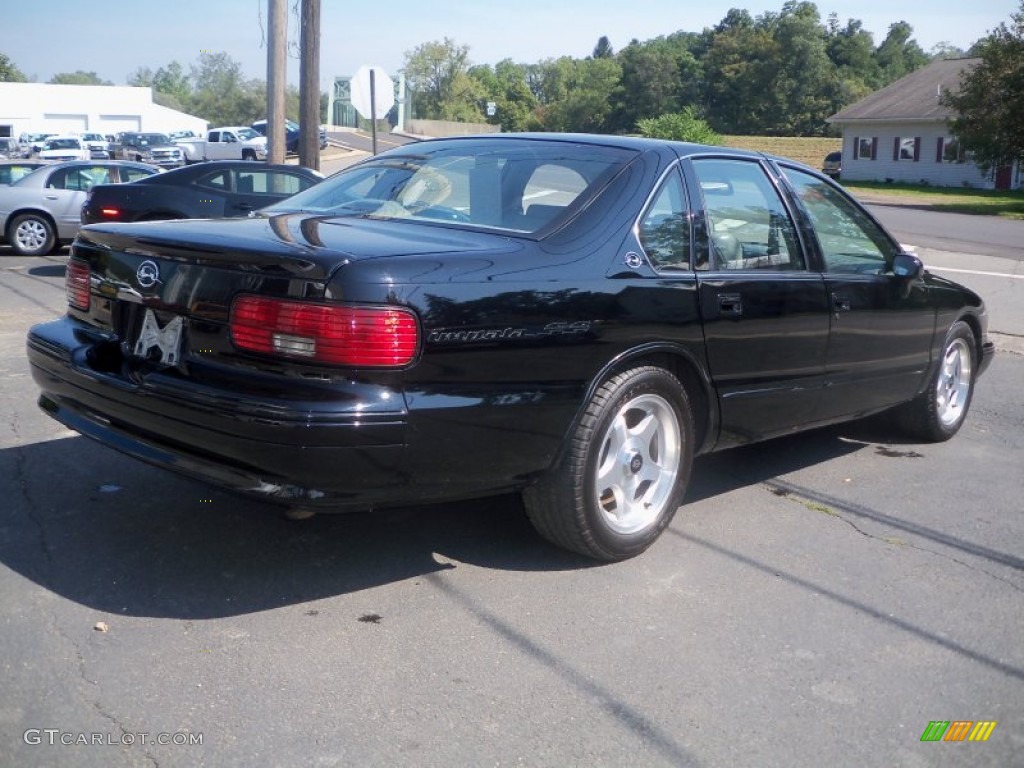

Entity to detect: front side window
[782,166,892,274]
[638,170,690,270]
[692,158,803,271]
[119,166,158,183]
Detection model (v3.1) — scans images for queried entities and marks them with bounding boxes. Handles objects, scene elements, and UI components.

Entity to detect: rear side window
[692,158,803,271]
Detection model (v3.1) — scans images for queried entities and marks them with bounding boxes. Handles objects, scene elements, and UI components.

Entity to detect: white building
[827,58,1021,191]
[0,82,207,140]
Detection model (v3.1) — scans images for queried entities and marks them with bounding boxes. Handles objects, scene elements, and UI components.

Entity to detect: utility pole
[298,0,321,171]
[266,0,287,164]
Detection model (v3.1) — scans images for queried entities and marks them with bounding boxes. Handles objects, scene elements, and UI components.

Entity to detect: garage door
[43,113,88,133]
[98,115,142,134]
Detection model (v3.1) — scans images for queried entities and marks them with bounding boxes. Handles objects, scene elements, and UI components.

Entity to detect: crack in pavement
[765,481,1024,593]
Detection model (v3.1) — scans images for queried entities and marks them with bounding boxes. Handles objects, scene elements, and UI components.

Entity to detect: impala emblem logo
[624,251,644,269]
[136,260,160,289]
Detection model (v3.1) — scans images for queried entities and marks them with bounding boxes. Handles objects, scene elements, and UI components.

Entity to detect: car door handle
[832,293,851,312]
[45,194,59,200]
[718,293,743,316]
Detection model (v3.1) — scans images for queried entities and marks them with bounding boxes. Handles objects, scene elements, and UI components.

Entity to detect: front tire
[9,213,56,256]
[242,149,256,161]
[895,320,976,441]
[523,366,694,561]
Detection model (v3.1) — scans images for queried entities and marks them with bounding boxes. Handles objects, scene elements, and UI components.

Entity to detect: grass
[839,181,1024,220]
[721,135,841,170]
[721,135,1024,220]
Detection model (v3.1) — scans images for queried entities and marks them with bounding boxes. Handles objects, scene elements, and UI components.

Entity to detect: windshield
[44,139,81,150]
[235,128,260,141]
[140,134,171,145]
[263,138,636,235]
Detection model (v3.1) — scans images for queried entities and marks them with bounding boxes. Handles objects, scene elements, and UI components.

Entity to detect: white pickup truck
[175,127,268,163]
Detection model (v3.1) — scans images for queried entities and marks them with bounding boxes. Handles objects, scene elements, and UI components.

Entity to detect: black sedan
[27,134,994,560]
[80,161,323,224]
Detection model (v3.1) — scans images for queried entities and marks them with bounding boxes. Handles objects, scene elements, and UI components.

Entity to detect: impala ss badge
[136,260,161,289]
[427,321,592,345]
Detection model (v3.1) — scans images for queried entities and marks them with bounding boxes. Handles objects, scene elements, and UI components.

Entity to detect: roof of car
[394,132,773,162]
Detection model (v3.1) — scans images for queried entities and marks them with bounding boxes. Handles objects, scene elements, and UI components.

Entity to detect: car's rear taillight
[229,296,419,367]
[99,207,121,219]
[66,259,90,311]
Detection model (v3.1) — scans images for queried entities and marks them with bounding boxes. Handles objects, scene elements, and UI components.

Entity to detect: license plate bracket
[132,309,184,366]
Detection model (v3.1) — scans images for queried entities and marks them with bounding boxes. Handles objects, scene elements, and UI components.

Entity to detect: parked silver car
[0,161,162,255]
[0,161,46,185]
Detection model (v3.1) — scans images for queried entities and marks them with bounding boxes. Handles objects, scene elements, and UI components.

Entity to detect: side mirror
[892,252,924,280]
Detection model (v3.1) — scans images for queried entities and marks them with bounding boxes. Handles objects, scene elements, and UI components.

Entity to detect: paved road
[2,226,1022,766]
[326,129,418,156]
[866,204,1024,262]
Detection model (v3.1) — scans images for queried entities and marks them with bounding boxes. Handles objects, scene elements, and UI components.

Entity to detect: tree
[189,53,261,125]
[1,52,28,82]
[941,2,1024,173]
[592,36,614,59]
[608,38,700,133]
[49,70,112,85]
[637,107,721,144]
[403,38,475,120]
[874,21,929,83]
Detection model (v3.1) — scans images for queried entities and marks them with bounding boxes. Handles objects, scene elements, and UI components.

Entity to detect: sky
[2,0,1018,89]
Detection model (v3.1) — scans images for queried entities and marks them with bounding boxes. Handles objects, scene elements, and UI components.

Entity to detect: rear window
[263,138,637,235]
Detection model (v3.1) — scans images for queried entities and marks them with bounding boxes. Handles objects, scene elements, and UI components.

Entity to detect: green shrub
[636,108,721,145]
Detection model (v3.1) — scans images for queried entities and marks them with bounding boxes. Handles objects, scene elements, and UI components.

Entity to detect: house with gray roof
[827,58,1021,190]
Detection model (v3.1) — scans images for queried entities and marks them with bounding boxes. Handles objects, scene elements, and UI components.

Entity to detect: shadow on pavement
[0,417,950,621]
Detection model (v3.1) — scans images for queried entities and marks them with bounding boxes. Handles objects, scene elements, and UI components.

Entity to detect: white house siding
[0,83,206,140]
[838,121,997,189]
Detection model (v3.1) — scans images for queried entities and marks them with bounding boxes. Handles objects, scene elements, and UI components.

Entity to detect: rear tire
[895,320,976,441]
[523,366,694,561]
[9,213,56,256]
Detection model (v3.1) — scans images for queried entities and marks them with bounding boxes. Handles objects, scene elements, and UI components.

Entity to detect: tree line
[403,1,964,137]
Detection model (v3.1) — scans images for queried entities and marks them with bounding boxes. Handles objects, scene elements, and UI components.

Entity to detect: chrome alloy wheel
[936,337,972,428]
[15,218,49,252]
[593,393,682,535]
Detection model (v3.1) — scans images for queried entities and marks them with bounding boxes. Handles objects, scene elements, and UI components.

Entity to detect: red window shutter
[871,137,878,160]
[936,138,944,162]
[913,137,921,161]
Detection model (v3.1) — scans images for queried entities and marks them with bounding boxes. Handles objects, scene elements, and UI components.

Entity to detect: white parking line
[928,266,1024,280]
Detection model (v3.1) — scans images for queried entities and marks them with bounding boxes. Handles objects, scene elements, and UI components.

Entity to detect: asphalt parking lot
[1,208,1022,766]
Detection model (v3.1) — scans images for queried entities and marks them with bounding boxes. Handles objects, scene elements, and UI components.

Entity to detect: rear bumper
[27,317,409,508]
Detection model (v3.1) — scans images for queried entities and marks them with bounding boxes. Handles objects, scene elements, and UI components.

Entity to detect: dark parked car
[251,119,328,153]
[822,151,842,179]
[0,160,162,255]
[27,134,993,560]
[81,161,323,224]
[113,132,185,168]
